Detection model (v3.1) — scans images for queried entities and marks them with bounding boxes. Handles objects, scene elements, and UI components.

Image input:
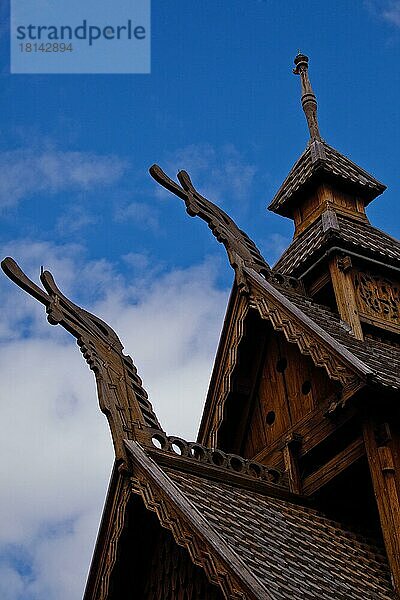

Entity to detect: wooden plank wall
[242,333,336,460]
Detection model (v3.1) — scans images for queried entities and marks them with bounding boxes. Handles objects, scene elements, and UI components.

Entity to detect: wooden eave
[198,268,373,447]
[84,463,131,600]
[245,267,371,378]
[125,439,273,600]
[197,282,247,445]
[268,140,386,218]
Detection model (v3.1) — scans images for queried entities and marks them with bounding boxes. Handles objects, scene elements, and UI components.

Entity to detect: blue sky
[0,1,399,599]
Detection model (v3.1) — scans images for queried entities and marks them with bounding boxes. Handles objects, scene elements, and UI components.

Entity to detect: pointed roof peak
[268,139,386,216]
[293,52,322,142]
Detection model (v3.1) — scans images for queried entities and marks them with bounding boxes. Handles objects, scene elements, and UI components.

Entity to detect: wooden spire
[293,52,322,141]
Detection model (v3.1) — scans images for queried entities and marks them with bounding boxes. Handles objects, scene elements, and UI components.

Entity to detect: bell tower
[271,54,398,345]
[196,53,400,593]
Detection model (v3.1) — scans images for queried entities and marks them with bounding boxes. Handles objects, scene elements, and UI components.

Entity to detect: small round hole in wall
[190,444,206,460]
[211,450,225,467]
[302,381,311,395]
[276,358,287,373]
[171,443,183,455]
[151,436,163,449]
[266,411,276,425]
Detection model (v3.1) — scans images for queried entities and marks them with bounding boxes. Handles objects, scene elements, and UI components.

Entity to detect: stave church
[3,53,400,599]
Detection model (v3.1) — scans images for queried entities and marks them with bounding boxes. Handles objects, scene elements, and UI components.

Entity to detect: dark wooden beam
[329,255,364,340]
[363,418,400,597]
[253,398,356,467]
[302,436,364,496]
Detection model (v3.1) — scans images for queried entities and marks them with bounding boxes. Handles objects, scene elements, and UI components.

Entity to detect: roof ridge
[145,429,288,490]
[245,267,372,378]
[268,140,386,216]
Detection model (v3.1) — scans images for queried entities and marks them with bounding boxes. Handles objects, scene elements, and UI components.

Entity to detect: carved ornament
[354,271,400,331]
[1,258,162,460]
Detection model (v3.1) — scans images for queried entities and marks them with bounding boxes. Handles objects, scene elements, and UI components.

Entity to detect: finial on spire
[293,53,321,141]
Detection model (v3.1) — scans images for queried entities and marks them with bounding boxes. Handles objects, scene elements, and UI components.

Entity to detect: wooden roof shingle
[268,139,386,216]
[125,440,395,600]
[273,213,400,276]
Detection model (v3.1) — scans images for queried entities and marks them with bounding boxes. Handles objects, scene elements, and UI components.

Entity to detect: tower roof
[268,54,386,218]
[273,212,400,276]
[268,138,386,217]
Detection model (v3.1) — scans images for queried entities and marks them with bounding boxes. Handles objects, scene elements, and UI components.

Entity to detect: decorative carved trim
[149,165,304,295]
[354,270,400,333]
[199,292,249,447]
[251,292,361,388]
[98,479,130,600]
[247,269,369,390]
[84,469,131,600]
[147,430,286,487]
[1,258,162,461]
[127,440,270,600]
[149,165,269,289]
[202,268,367,447]
[131,477,246,599]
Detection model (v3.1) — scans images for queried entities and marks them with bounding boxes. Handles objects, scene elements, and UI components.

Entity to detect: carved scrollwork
[1,257,162,460]
[354,270,400,329]
[149,165,269,282]
[252,292,360,387]
[127,440,269,600]
[130,475,248,599]
[98,479,131,600]
[149,430,285,486]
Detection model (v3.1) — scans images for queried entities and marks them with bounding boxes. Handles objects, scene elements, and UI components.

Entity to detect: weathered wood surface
[242,333,336,458]
[253,399,355,466]
[363,417,400,597]
[329,255,364,340]
[1,257,161,463]
[302,436,364,496]
[126,439,272,600]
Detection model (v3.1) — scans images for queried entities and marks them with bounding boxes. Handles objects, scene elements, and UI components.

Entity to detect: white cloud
[383,1,400,25]
[0,149,127,209]
[0,239,229,599]
[158,143,257,208]
[56,205,99,235]
[93,258,228,437]
[364,0,400,27]
[114,199,160,231]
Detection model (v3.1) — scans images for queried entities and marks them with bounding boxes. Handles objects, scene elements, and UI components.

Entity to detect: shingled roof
[241,268,400,391]
[268,140,386,217]
[280,283,400,390]
[273,212,400,276]
[126,439,395,600]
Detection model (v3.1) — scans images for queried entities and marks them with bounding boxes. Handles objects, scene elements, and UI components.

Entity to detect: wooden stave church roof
[3,157,400,597]
[84,436,395,600]
[273,212,400,277]
[268,139,386,217]
[1,49,399,599]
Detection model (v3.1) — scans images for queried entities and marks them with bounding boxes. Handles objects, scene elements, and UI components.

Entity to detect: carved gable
[242,332,337,460]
